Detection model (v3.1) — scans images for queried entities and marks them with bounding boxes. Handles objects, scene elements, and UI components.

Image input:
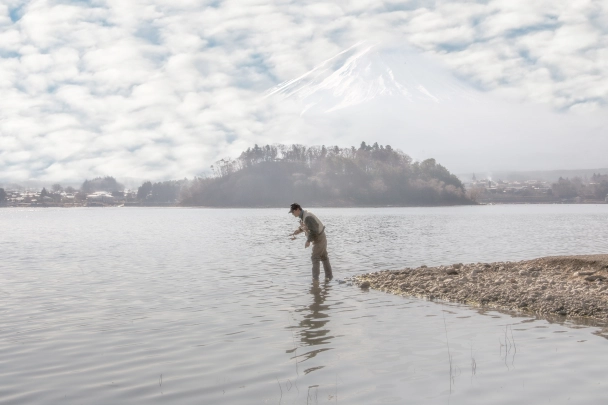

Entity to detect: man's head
[289,203,302,217]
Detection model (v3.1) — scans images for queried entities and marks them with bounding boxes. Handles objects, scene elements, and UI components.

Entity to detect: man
[289,203,333,281]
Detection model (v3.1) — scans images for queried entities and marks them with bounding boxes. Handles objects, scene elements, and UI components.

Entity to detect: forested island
[180,143,470,207]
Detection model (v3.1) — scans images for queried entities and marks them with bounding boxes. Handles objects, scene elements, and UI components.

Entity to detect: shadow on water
[471,304,608,340]
[288,282,335,375]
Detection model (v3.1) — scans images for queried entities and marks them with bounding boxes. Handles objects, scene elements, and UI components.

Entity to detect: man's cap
[289,203,301,213]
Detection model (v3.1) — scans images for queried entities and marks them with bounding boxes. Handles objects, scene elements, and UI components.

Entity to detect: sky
[0,0,607,183]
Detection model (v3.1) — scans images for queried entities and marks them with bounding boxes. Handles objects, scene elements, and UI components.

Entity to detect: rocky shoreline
[351,255,608,321]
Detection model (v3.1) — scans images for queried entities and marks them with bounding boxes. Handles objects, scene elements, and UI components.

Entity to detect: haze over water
[2,205,608,404]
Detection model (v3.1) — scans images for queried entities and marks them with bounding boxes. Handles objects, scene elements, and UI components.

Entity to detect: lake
[1,205,608,404]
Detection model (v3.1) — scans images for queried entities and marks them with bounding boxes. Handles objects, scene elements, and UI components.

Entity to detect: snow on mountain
[264,42,474,114]
[258,43,608,176]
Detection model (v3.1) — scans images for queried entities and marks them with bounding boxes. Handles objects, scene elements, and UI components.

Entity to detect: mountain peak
[264,42,467,114]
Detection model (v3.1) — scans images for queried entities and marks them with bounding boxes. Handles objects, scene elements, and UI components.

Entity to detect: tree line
[551,174,608,200]
[181,142,471,206]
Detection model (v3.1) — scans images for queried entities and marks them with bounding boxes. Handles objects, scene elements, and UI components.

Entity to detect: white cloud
[399,0,608,110]
[0,0,606,183]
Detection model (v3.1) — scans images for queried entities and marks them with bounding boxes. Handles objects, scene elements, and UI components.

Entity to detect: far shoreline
[4,202,608,209]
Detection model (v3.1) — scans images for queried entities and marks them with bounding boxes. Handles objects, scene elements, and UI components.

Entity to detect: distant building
[86,192,115,204]
[62,194,76,204]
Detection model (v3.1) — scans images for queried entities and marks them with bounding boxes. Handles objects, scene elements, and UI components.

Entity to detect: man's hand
[305,241,311,248]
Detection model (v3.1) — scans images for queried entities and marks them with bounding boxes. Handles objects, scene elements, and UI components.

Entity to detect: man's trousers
[311,231,332,280]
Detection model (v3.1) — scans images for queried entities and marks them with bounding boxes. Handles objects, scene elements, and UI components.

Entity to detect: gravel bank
[352,255,608,321]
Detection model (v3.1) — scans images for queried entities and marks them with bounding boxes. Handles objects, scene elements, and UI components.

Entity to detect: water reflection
[475,305,608,340]
[290,282,335,373]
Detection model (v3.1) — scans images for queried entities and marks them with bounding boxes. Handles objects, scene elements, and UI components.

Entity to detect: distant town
[0,177,184,208]
[464,173,608,204]
[0,188,138,208]
[1,172,607,208]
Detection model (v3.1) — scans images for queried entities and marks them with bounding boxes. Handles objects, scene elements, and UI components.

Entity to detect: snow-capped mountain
[264,42,474,114]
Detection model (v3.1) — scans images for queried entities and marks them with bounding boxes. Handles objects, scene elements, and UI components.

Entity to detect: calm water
[1,205,608,404]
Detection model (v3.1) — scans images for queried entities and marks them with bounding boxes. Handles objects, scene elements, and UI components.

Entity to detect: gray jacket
[299,210,325,243]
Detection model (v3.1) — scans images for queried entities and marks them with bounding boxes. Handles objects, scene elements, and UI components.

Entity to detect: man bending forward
[289,203,333,281]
